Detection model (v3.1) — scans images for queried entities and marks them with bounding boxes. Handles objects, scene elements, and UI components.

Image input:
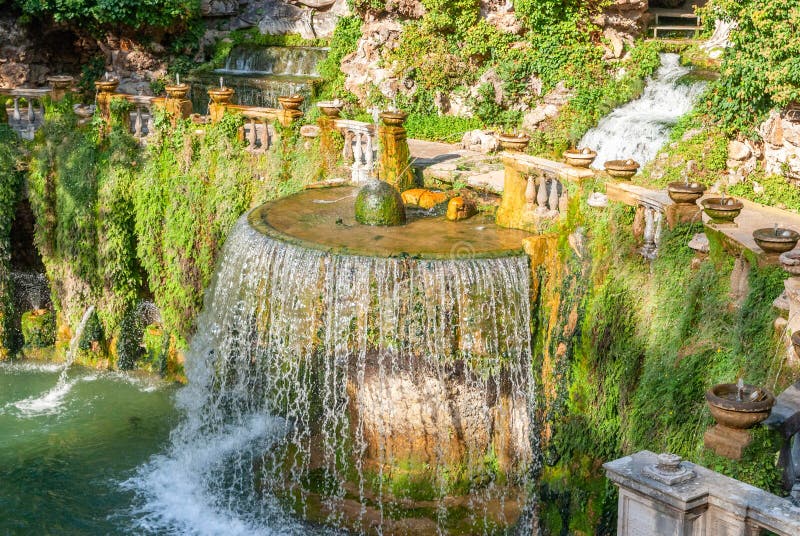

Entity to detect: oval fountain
[133,181,537,534]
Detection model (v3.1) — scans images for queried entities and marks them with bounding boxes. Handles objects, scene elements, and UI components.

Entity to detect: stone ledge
[605,450,800,535]
[764,381,800,439]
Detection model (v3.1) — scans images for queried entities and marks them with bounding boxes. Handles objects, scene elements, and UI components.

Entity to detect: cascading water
[191,46,328,113]
[579,53,708,169]
[129,198,536,534]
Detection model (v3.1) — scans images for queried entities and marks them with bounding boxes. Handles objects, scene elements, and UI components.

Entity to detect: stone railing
[496,152,594,232]
[229,106,282,154]
[119,95,159,143]
[1,88,51,139]
[333,119,377,184]
[605,450,800,536]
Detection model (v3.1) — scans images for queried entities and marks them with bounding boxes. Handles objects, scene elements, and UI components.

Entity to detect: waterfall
[579,53,707,169]
[128,217,536,534]
[191,46,328,113]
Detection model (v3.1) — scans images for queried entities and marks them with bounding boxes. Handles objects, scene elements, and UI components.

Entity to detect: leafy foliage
[702,0,800,134]
[0,125,23,355]
[11,0,199,31]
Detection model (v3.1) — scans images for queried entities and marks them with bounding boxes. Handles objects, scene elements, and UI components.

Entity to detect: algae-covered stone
[446,196,477,221]
[354,180,406,226]
[21,309,56,348]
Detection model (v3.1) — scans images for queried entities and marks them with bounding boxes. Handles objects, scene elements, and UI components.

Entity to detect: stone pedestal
[782,277,800,367]
[666,203,702,229]
[317,115,339,175]
[496,160,537,232]
[378,124,415,191]
[95,79,120,124]
[47,75,74,102]
[704,424,752,460]
[163,85,192,124]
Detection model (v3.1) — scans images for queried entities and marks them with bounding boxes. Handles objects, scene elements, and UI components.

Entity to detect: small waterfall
[129,217,536,534]
[191,46,328,114]
[579,53,707,169]
[9,306,96,417]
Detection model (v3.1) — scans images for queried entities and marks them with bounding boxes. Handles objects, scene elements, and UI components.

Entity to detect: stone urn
[701,197,743,224]
[354,180,407,226]
[278,95,304,111]
[94,78,119,93]
[780,250,800,276]
[667,181,706,205]
[563,148,597,168]
[753,227,800,254]
[604,159,640,179]
[705,382,775,430]
[317,100,343,118]
[208,87,235,105]
[497,133,531,153]
[379,110,408,127]
[164,83,190,100]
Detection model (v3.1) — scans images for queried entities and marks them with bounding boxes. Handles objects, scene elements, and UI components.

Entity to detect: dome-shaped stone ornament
[354,180,407,226]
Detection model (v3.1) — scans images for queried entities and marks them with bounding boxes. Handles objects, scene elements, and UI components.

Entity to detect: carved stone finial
[642,453,696,486]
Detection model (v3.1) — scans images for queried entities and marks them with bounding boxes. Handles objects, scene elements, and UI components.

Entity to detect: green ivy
[0,124,23,355]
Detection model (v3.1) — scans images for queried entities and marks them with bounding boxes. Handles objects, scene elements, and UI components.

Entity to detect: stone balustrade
[118,95,158,143]
[496,152,594,232]
[1,88,52,139]
[605,450,800,536]
[231,107,281,154]
[333,119,377,184]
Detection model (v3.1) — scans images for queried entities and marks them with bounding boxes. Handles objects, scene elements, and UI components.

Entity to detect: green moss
[21,310,56,349]
[354,180,407,226]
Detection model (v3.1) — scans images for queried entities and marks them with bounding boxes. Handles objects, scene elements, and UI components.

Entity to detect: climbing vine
[0,124,23,355]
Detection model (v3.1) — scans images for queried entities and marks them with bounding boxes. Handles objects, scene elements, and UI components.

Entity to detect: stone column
[47,75,74,102]
[377,111,415,192]
[95,78,120,125]
[318,111,340,175]
[496,157,537,232]
[162,84,192,124]
[207,87,234,123]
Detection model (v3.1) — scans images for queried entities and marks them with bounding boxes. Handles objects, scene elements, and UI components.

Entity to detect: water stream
[579,53,708,169]
[128,216,536,534]
[191,46,328,114]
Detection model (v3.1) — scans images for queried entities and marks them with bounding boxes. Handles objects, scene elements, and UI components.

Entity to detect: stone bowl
[497,133,531,153]
[792,331,800,360]
[753,227,800,254]
[207,87,235,104]
[705,383,775,430]
[563,148,597,168]
[780,250,800,276]
[667,181,706,205]
[380,110,408,127]
[47,75,74,89]
[701,197,743,224]
[94,79,119,93]
[317,101,343,118]
[278,95,304,110]
[604,159,640,180]
[165,84,190,99]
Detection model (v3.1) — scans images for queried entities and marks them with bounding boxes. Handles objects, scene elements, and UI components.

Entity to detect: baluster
[653,210,664,249]
[146,110,154,138]
[27,98,34,122]
[525,175,537,208]
[548,177,559,212]
[133,106,143,138]
[643,207,655,248]
[364,132,374,170]
[343,130,354,162]
[559,187,569,213]
[536,175,548,213]
[13,97,20,121]
[248,118,257,151]
[353,133,364,168]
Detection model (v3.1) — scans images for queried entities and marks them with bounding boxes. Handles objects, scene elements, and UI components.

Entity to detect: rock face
[0,17,91,87]
[759,109,800,182]
[594,0,649,58]
[340,19,403,101]
[229,0,350,39]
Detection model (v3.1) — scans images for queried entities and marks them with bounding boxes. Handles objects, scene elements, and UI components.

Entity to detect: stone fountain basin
[705,383,775,430]
[563,149,597,168]
[497,133,531,152]
[94,79,119,92]
[380,110,408,126]
[701,197,743,223]
[667,181,706,205]
[278,95,304,110]
[165,84,190,99]
[780,250,800,276]
[604,159,640,179]
[208,87,235,103]
[317,101,343,117]
[752,227,800,254]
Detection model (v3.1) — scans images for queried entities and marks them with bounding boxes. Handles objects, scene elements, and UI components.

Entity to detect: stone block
[704,424,752,460]
[666,203,702,229]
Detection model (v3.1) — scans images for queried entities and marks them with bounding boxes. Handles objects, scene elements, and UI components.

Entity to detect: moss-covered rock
[21,309,56,348]
[354,180,406,226]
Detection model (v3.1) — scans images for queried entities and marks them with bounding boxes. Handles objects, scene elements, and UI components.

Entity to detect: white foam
[10,375,78,417]
[123,413,306,536]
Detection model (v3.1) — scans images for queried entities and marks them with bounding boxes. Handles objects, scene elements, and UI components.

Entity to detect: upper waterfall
[579,53,708,169]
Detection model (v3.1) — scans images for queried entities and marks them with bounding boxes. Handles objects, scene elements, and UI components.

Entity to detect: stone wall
[727,107,800,186]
